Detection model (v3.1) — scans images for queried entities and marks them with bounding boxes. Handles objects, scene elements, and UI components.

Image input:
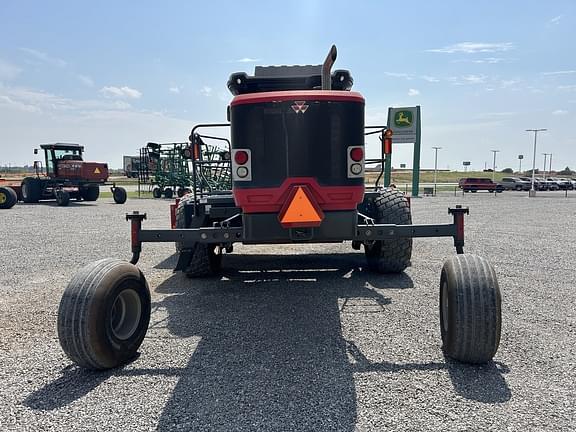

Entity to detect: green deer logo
[394,110,413,128]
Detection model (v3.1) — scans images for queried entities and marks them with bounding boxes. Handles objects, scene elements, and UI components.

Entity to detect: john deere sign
[394,110,413,128]
[387,107,418,143]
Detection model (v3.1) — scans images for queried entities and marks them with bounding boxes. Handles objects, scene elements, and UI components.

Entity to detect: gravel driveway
[1,192,574,431]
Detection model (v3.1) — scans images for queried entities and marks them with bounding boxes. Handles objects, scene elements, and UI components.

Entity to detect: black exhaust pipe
[321,45,337,90]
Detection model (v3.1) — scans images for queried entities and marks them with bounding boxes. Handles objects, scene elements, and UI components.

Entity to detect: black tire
[113,187,127,204]
[175,194,222,277]
[470,189,477,193]
[0,186,18,209]
[21,177,42,203]
[152,187,162,199]
[57,259,150,370]
[177,188,185,198]
[496,186,504,193]
[163,188,173,199]
[364,189,412,273]
[440,254,501,364]
[186,244,222,278]
[56,190,70,206]
[81,186,100,201]
[515,185,522,191]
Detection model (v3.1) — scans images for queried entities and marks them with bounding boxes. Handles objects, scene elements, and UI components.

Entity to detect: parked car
[500,177,531,191]
[536,178,560,191]
[548,177,572,190]
[556,177,575,190]
[458,177,504,193]
[518,176,547,191]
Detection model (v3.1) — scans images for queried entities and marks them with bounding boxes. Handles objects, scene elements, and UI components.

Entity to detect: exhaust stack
[321,45,337,90]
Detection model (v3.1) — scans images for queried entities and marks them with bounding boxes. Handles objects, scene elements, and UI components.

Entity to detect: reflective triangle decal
[279,186,323,227]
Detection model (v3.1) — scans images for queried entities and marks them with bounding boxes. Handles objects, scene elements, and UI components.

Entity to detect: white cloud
[427,42,514,54]
[0,59,22,80]
[408,88,420,96]
[235,57,262,63]
[500,79,519,88]
[558,85,576,91]
[384,72,412,79]
[548,15,563,25]
[421,75,440,82]
[100,86,142,99]
[542,70,576,76]
[200,86,212,96]
[453,57,506,64]
[169,86,181,94]
[451,74,488,85]
[20,47,67,67]
[552,109,568,115]
[77,74,94,87]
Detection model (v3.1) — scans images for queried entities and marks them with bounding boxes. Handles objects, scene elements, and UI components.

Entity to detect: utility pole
[432,146,442,196]
[549,153,553,175]
[526,128,547,197]
[542,153,549,179]
[490,150,500,181]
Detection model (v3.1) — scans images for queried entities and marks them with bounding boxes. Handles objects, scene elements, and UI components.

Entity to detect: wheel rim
[441,281,449,333]
[110,289,142,340]
[0,192,5,204]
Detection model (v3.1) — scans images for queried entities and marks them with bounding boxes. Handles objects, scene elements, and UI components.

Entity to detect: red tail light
[234,150,249,165]
[350,147,364,162]
[384,138,392,155]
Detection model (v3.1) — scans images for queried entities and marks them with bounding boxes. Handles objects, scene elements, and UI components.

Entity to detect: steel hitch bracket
[126,211,147,264]
[448,205,469,254]
[353,206,469,254]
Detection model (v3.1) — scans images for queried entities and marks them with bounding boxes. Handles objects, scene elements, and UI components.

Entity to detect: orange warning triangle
[94,167,101,174]
[280,187,323,226]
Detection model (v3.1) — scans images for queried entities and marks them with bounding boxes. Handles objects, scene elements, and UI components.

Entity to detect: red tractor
[0,143,126,208]
[56,47,502,371]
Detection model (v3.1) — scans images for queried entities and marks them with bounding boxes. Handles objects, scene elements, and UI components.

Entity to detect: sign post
[463,161,471,172]
[387,106,421,196]
[518,154,524,173]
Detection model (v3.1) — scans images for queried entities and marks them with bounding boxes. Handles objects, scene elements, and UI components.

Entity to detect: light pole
[518,155,523,173]
[526,128,547,196]
[543,153,552,179]
[432,146,442,196]
[490,150,500,181]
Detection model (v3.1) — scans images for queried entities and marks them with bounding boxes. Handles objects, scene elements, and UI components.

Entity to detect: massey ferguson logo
[291,101,309,114]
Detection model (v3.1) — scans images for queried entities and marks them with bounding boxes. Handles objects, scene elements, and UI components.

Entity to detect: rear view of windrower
[57,45,502,370]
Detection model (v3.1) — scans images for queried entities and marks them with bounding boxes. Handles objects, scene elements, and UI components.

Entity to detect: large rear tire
[57,259,151,370]
[21,177,42,203]
[55,190,70,206]
[175,194,222,277]
[0,186,17,209]
[152,187,162,199]
[440,254,501,364]
[81,185,100,201]
[364,189,412,273]
[113,187,127,204]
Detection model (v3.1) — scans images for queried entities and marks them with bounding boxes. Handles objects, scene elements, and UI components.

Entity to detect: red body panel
[56,161,109,181]
[233,177,364,214]
[230,90,365,106]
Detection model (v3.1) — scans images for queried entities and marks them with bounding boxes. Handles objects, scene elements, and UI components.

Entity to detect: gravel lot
[1,192,575,431]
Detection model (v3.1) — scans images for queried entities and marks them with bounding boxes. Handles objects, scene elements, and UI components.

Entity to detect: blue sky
[1,0,575,171]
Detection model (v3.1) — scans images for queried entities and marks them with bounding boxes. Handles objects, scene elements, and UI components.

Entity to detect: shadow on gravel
[154,253,178,269]
[24,253,510,425]
[446,359,511,403]
[24,365,113,410]
[153,253,412,431]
